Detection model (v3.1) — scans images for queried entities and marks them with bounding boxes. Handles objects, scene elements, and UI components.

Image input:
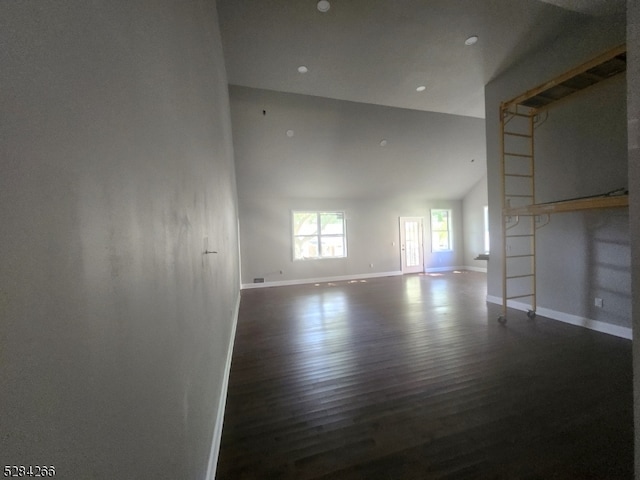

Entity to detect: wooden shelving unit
[498,44,628,324]
[503,193,628,217]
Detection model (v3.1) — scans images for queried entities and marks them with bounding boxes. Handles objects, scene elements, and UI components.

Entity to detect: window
[430,209,452,252]
[484,205,490,253]
[292,211,346,260]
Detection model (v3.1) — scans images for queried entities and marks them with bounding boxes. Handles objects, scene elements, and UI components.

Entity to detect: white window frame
[484,205,490,254]
[292,211,347,260]
[430,209,453,252]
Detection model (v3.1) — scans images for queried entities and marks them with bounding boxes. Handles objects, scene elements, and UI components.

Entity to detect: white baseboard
[424,265,465,273]
[424,265,487,273]
[205,291,241,480]
[241,270,403,289]
[486,295,632,340]
[242,268,488,289]
[463,265,487,273]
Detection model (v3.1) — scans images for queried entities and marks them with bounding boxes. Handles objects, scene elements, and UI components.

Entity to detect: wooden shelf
[501,44,626,113]
[504,194,629,216]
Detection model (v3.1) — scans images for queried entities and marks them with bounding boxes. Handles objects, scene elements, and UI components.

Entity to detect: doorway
[399,217,424,274]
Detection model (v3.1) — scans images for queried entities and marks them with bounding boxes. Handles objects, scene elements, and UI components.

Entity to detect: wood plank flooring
[216,272,632,479]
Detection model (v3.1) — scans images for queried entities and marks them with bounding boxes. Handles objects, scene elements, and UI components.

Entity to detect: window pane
[293,211,347,260]
[320,212,344,235]
[320,236,345,258]
[294,236,319,259]
[406,239,421,266]
[431,210,448,231]
[293,212,318,236]
[404,220,421,267]
[484,206,490,253]
[431,209,452,251]
[432,232,450,251]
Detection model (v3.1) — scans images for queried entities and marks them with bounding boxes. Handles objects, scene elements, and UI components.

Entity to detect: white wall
[0,2,240,479]
[239,196,463,285]
[230,87,485,286]
[484,13,628,328]
[534,74,629,326]
[628,0,640,473]
[463,174,489,271]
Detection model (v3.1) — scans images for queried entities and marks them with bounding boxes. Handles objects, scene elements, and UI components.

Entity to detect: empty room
[1,1,639,480]
[216,0,637,478]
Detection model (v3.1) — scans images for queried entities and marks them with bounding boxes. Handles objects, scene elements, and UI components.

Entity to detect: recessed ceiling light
[297,65,308,73]
[286,130,294,137]
[416,85,426,92]
[465,35,479,46]
[317,0,330,12]
[379,139,388,147]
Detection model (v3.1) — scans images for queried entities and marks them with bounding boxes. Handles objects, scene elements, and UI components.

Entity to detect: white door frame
[399,217,424,274]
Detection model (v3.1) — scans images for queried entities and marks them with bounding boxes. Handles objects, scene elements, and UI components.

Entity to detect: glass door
[399,217,424,274]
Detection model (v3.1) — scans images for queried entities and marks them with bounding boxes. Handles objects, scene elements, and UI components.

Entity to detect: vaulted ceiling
[537,0,625,16]
[217,0,625,118]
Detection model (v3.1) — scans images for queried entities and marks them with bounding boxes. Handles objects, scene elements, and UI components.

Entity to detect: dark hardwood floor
[216,272,633,479]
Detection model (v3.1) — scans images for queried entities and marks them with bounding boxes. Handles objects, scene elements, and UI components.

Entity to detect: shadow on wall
[584,211,631,326]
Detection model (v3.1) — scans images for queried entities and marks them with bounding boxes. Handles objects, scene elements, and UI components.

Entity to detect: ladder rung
[505,173,533,178]
[506,234,535,238]
[506,294,534,300]
[503,111,533,118]
[504,131,532,138]
[506,254,534,258]
[504,152,533,158]
[506,274,534,279]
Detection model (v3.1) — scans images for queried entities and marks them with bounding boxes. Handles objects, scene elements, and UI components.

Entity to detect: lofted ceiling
[217,0,625,119]
[537,0,625,16]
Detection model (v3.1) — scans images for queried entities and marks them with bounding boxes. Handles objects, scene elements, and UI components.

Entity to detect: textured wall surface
[0,2,240,479]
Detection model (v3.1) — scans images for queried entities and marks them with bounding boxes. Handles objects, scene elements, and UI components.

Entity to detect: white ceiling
[217,0,625,119]
[537,0,625,16]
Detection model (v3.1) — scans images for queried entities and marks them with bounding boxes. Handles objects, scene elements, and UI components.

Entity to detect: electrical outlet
[370,263,374,268]
[594,297,603,308]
